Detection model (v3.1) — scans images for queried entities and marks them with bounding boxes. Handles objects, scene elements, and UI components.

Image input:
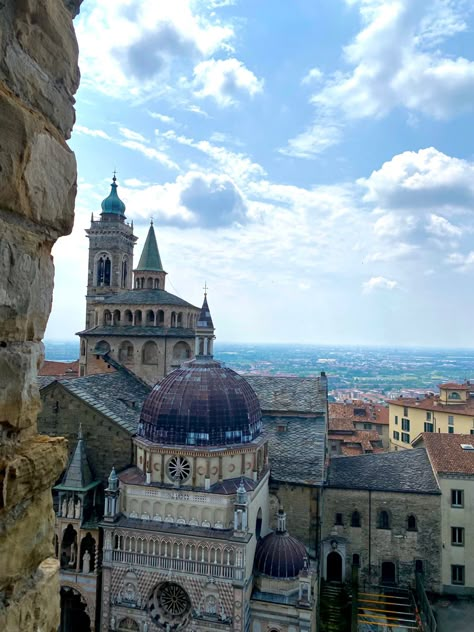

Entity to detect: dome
[100,175,126,216]
[138,358,262,446]
[254,513,307,579]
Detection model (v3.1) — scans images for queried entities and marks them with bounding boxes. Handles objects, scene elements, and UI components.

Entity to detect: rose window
[148,582,191,630]
[167,456,190,482]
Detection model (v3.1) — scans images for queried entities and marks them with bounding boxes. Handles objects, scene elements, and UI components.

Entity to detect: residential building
[389,382,474,450]
[414,433,474,595]
[328,401,389,451]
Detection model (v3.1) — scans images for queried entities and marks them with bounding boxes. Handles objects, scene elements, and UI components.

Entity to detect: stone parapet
[0,1,82,630]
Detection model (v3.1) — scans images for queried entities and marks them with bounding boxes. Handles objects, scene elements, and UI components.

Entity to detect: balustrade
[111,550,236,578]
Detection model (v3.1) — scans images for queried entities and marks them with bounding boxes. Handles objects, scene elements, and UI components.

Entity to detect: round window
[167,456,191,483]
[148,582,191,629]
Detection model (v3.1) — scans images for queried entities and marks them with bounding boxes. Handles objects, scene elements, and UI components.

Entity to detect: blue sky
[47,0,474,346]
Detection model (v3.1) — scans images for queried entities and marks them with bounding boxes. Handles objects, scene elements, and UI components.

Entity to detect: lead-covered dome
[254,512,307,579]
[101,175,126,217]
[138,358,262,446]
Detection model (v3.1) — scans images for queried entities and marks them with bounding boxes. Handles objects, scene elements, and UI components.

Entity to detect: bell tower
[84,175,137,328]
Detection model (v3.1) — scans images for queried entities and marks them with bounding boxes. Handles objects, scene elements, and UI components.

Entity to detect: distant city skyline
[47,1,474,346]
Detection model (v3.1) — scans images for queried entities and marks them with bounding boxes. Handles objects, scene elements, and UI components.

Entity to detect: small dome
[138,358,262,446]
[254,519,307,579]
[101,175,126,216]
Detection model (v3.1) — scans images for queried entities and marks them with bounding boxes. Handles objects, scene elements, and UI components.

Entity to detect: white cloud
[279,122,342,157]
[119,127,149,143]
[362,276,399,293]
[193,58,263,106]
[119,139,179,170]
[446,251,474,271]
[301,67,323,85]
[148,111,176,124]
[74,125,112,140]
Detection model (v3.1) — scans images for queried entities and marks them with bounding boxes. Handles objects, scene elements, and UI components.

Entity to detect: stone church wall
[0,1,82,629]
[270,483,320,556]
[39,383,133,482]
[321,488,441,591]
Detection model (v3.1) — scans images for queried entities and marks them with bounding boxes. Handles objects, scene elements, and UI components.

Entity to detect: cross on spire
[203,281,208,297]
[112,168,117,183]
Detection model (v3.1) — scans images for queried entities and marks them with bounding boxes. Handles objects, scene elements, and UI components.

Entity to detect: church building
[78,176,201,384]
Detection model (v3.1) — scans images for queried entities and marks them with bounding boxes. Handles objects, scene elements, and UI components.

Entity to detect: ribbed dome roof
[101,175,126,216]
[254,515,307,578]
[138,358,262,446]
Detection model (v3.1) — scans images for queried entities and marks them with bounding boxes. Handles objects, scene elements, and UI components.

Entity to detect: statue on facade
[74,498,81,519]
[67,496,74,518]
[69,541,76,566]
[110,615,116,630]
[82,550,90,574]
[61,497,67,517]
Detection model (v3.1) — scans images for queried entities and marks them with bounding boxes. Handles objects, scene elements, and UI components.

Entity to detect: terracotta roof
[329,401,389,426]
[418,433,474,475]
[328,417,355,432]
[439,382,472,390]
[341,445,363,456]
[389,396,474,416]
[329,430,383,453]
[39,360,79,377]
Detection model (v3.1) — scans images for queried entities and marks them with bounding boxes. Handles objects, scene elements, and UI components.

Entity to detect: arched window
[378,510,390,530]
[157,310,164,326]
[255,508,263,539]
[173,341,191,360]
[352,553,360,566]
[119,341,134,362]
[134,310,142,325]
[117,618,139,631]
[177,312,183,327]
[170,312,176,327]
[80,533,96,573]
[113,310,121,325]
[407,514,417,531]
[147,277,153,289]
[104,257,111,286]
[448,392,461,400]
[351,511,361,528]
[142,341,158,365]
[103,310,112,326]
[121,258,128,288]
[154,279,160,288]
[135,278,140,289]
[80,340,86,356]
[124,310,133,325]
[94,340,110,355]
[145,310,154,325]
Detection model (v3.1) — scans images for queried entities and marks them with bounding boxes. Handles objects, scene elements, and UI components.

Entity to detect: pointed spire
[135,221,164,271]
[61,425,94,489]
[197,291,214,330]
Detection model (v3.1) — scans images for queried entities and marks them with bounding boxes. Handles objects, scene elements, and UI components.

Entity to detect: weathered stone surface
[0,558,61,632]
[0,216,55,341]
[0,90,76,234]
[2,436,68,510]
[0,342,43,432]
[0,0,80,137]
[0,489,57,587]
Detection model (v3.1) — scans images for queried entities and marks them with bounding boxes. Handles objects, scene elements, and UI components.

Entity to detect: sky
[46,0,474,346]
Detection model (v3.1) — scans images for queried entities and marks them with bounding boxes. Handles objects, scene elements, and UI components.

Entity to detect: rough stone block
[0,342,43,431]
[0,216,55,341]
[0,558,61,632]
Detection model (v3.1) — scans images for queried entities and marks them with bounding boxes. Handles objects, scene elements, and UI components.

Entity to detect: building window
[401,418,410,431]
[448,415,454,425]
[363,423,372,430]
[426,412,431,421]
[335,513,343,526]
[407,515,417,531]
[351,511,361,528]
[403,407,408,416]
[353,553,360,566]
[378,510,390,529]
[415,560,424,573]
[451,490,464,507]
[451,527,464,546]
[394,415,398,425]
[449,392,461,400]
[393,431,400,440]
[452,565,465,585]
[470,429,474,435]
[401,433,410,443]
[424,422,434,432]
[448,427,454,434]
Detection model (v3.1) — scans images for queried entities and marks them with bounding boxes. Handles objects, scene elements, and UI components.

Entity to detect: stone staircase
[320,581,350,632]
[357,588,421,631]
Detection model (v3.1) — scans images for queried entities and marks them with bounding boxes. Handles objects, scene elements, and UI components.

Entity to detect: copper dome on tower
[138,358,262,446]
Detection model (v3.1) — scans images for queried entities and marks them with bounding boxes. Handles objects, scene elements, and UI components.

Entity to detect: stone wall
[270,483,320,556]
[0,1,82,630]
[321,488,442,591]
[39,382,133,482]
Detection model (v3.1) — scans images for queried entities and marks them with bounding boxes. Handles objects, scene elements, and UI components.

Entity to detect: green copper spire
[136,220,164,271]
[101,173,126,217]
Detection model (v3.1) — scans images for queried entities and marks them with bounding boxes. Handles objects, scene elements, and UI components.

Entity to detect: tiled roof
[439,382,472,390]
[245,375,327,415]
[135,223,163,272]
[329,401,389,425]
[59,429,96,490]
[328,449,440,494]
[328,430,383,453]
[264,415,326,485]
[97,289,197,307]
[40,371,150,434]
[39,360,79,377]
[417,433,474,475]
[389,396,474,416]
[77,325,195,338]
[328,417,355,432]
